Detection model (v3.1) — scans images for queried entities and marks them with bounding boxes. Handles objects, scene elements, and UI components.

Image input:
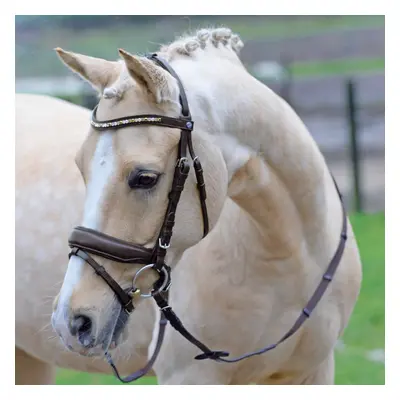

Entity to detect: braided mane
[158,27,244,60]
[102,27,244,99]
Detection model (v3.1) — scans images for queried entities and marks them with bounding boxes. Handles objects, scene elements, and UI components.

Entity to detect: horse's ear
[55,48,120,93]
[118,49,179,104]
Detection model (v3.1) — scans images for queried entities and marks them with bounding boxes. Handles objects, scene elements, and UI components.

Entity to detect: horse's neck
[176,58,335,249]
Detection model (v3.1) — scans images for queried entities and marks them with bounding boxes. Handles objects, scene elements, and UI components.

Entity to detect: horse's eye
[128,170,160,189]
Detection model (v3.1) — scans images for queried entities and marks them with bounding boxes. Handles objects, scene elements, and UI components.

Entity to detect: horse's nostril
[70,314,92,337]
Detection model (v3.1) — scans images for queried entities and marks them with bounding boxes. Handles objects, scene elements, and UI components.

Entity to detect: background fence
[266,71,384,213]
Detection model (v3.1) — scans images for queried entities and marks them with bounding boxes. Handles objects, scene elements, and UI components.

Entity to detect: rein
[67,53,348,383]
[154,179,347,363]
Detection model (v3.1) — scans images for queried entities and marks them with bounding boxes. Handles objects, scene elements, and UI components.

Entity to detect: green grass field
[56,212,385,385]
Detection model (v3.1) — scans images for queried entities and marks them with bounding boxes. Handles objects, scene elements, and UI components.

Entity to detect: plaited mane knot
[161,27,244,59]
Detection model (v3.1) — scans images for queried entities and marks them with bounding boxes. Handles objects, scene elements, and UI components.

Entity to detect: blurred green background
[16,15,384,78]
[16,15,385,385]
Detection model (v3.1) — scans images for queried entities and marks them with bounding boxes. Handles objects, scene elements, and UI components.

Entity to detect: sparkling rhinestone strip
[91,116,162,129]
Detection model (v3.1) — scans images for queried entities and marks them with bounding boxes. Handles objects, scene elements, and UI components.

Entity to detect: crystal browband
[90,105,194,131]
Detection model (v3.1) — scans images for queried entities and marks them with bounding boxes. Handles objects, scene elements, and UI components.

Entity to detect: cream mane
[102,27,244,100]
[159,27,244,59]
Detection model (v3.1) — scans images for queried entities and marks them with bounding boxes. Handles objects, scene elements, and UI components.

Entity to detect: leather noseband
[69,226,155,265]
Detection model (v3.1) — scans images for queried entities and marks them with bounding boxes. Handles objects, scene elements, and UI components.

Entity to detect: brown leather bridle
[69,53,208,314]
[67,54,348,383]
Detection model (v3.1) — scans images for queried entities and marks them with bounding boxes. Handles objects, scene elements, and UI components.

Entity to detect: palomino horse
[52,27,362,384]
[15,93,292,386]
[15,94,157,384]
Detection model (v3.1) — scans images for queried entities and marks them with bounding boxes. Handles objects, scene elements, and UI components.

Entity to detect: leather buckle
[194,351,230,360]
